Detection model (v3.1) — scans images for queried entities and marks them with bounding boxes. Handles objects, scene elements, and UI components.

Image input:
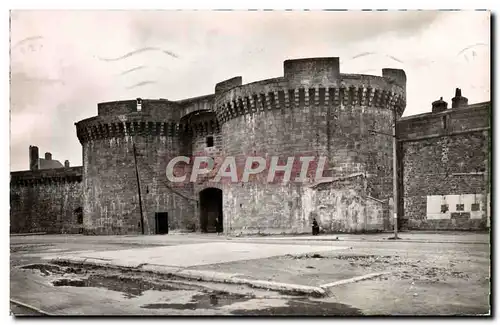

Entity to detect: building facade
[10,147,83,234]
[398,89,491,230]
[10,57,491,235]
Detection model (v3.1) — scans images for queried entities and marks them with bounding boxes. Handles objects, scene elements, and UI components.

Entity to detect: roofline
[399,101,490,121]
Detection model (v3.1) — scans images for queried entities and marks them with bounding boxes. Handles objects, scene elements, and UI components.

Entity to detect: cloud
[119,66,147,75]
[127,80,158,89]
[12,35,44,49]
[98,47,179,62]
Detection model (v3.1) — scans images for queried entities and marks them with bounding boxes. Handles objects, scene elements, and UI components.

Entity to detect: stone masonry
[10,58,491,235]
[398,89,491,230]
[10,166,83,234]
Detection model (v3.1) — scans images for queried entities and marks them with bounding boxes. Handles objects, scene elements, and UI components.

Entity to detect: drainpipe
[392,107,399,239]
[133,142,145,235]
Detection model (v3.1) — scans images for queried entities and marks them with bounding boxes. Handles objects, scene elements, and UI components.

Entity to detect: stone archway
[199,188,223,233]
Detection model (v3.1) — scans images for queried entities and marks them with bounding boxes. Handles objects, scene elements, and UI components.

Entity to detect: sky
[9,10,490,171]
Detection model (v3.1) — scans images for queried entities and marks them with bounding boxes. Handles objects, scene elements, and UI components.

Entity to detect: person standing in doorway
[312,218,320,236]
[215,217,222,235]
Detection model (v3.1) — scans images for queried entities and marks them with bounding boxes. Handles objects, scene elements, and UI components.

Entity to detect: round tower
[75,99,195,235]
[215,57,406,234]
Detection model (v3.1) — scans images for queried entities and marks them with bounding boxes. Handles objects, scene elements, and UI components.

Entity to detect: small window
[471,203,480,211]
[441,204,449,213]
[456,204,464,211]
[136,98,142,112]
[206,136,214,147]
[442,116,447,129]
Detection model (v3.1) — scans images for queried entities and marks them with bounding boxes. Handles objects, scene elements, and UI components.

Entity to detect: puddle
[52,278,86,287]
[231,298,364,316]
[23,262,248,304]
[141,292,252,310]
[19,263,84,276]
[50,272,254,307]
[51,274,203,299]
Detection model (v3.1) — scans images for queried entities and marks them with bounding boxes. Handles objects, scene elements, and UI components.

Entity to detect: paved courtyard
[10,232,491,316]
[47,242,347,267]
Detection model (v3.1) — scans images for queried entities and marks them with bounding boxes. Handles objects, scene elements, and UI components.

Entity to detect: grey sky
[10,10,490,171]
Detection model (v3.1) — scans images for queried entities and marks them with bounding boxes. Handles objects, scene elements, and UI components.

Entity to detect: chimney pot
[29,145,39,171]
[452,88,468,109]
[432,97,448,113]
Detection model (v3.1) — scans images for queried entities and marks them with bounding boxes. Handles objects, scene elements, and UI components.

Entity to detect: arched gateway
[199,188,223,233]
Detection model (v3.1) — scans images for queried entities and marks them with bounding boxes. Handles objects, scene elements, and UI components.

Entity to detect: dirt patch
[285,253,326,259]
[283,253,474,283]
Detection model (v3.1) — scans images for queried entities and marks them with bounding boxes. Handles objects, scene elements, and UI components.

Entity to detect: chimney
[451,88,468,109]
[432,97,448,113]
[29,145,39,171]
[45,152,52,160]
[64,160,70,168]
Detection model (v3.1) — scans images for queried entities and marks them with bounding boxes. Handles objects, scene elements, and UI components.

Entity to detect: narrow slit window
[206,136,214,148]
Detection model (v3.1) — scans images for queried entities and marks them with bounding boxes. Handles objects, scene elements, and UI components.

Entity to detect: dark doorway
[74,207,83,224]
[155,212,169,234]
[199,188,223,233]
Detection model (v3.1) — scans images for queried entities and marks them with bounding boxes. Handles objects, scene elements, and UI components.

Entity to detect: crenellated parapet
[10,167,83,186]
[76,114,221,144]
[76,117,180,143]
[183,118,221,137]
[214,58,406,125]
[77,95,221,144]
[215,82,406,124]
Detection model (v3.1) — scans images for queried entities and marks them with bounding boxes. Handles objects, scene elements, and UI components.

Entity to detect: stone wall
[80,135,195,235]
[398,101,490,230]
[303,174,387,233]
[10,167,83,234]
